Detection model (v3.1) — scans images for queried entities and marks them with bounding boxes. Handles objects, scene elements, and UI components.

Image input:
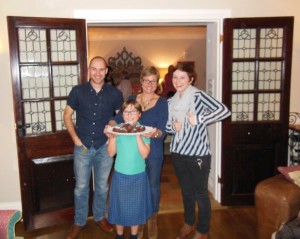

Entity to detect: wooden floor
[15,153,258,238]
[15,207,257,239]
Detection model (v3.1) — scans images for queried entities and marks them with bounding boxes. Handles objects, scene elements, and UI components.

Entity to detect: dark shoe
[115,234,125,239]
[176,223,196,239]
[96,218,114,234]
[130,235,138,239]
[66,224,84,239]
[192,231,208,239]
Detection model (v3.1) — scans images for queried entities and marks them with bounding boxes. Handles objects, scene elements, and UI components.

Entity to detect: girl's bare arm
[136,135,150,159]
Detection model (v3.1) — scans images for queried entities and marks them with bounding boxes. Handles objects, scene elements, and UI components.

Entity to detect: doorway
[75,9,232,202]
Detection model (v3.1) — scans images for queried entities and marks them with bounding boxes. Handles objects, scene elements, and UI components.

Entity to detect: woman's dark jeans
[172,153,211,234]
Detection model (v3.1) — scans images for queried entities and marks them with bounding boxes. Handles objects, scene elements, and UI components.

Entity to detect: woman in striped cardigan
[166,63,230,239]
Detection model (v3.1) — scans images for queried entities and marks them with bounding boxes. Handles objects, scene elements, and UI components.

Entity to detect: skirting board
[0,201,22,211]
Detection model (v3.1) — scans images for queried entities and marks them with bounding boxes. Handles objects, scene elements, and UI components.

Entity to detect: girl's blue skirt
[108,170,153,226]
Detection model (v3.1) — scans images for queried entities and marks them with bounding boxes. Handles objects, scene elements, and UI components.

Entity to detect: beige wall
[1,0,300,208]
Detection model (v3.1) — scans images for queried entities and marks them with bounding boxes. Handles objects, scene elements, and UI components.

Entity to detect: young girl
[107,99,153,239]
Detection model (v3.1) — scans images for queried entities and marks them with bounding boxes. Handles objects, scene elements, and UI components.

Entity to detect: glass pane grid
[257,93,281,121]
[18,28,48,63]
[232,62,255,90]
[21,66,50,99]
[51,29,77,62]
[55,100,66,131]
[55,100,77,131]
[231,94,254,122]
[258,61,282,90]
[260,28,283,58]
[233,28,256,58]
[24,101,52,135]
[52,65,79,97]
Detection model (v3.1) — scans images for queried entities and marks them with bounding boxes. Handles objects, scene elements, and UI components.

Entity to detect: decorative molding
[74,9,231,23]
[108,47,143,78]
[108,47,143,94]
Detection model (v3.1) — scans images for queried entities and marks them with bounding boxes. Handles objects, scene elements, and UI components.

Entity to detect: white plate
[107,126,154,135]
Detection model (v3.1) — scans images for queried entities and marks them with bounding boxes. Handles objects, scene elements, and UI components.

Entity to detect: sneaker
[176,223,196,239]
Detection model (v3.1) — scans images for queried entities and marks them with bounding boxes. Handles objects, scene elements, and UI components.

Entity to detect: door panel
[7,16,88,230]
[221,17,294,205]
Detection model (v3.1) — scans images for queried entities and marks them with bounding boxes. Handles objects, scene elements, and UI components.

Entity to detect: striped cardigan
[166,90,231,156]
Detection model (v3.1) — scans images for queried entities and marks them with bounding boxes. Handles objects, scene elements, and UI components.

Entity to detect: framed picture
[177,61,195,68]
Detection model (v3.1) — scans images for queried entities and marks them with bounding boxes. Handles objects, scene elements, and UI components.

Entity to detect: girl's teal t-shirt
[115,134,150,175]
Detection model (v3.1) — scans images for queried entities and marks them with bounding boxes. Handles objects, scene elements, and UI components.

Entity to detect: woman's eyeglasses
[123,110,139,115]
[142,79,158,85]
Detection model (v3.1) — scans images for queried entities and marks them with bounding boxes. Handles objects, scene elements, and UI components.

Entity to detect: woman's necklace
[141,94,154,110]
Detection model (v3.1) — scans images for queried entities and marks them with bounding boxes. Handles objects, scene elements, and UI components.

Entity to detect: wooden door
[7,16,88,230]
[221,17,294,205]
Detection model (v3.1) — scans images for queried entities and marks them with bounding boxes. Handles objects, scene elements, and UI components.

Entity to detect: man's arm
[63,105,83,147]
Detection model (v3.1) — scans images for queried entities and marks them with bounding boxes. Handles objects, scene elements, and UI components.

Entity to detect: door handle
[15,123,31,137]
[16,123,30,129]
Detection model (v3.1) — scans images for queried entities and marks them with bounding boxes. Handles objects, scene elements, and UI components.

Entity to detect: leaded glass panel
[231,94,254,121]
[260,28,283,58]
[257,93,280,121]
[21,66,50,99]
[258,61,282,90]
[18,28,48,63]
[55,100,66,131]
[52,65,79,97]
[50,29,77,62]
[55,100,76,131]
[233,28,256,59]
[232,62,255,90]
[24,101,52,135]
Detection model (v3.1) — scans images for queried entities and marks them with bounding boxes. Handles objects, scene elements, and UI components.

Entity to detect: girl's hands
[104,125,115,139]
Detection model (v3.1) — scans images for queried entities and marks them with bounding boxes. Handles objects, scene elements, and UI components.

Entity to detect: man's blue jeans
[73,144,113,226]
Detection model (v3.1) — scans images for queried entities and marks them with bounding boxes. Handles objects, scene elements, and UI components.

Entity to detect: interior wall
[1,0,300,209]
[88,26,207,90]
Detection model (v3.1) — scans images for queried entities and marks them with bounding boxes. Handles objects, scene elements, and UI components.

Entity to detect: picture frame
[177,61,195,68]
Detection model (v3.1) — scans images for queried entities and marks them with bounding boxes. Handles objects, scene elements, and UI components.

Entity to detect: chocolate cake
[112,123,146,133]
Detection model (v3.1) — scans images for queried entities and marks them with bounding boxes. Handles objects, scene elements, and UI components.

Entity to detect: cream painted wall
[1,0,300,209]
